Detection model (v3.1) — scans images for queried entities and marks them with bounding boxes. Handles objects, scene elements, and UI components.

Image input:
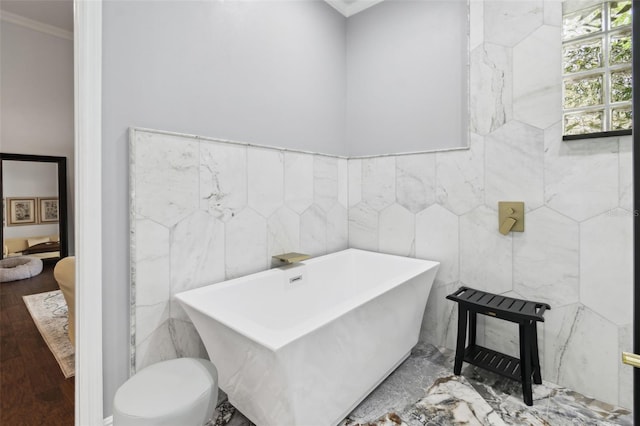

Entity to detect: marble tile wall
[130,129,348,373]
[348,0,633,409]
[130,0,633,411]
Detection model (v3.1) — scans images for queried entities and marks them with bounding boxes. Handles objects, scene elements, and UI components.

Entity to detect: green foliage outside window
[610,1,632,27]
[562,1,632,137]
[611,70,632,102]
[563,40,602,73]
[610,32,632,64]
[564,76,603,108]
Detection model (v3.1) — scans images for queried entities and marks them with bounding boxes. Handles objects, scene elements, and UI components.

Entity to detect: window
[562,1,632,139]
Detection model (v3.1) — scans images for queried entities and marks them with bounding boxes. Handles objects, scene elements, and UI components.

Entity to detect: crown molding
[324,0,385,17]
[0,10,73,40]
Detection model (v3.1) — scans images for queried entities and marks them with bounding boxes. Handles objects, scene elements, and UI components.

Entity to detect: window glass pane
[563,5,603,40]
[610,31,632,65]
[564,110,604,135]
[610,69,632,102]
[610,1,632,28]
[563,75,603,108]
[561,1,633,137]
[611,107,632,130]
[563,38,602,73]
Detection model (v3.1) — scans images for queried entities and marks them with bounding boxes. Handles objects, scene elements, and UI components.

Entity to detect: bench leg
[454,307,468,375]
[531,321,542,385]
[469,311,477,347]
[519,323,533,406]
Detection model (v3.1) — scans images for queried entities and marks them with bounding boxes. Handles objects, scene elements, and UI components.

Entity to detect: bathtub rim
[175,248,439,352]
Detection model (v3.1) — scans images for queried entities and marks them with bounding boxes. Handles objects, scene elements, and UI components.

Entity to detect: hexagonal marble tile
[513,207,579,307]
[168,318,208,360]
[361,156,396,212]
[542,304,620,407]
[459,205,512,294]
[135,319,177,373]
[484,0,544,47]
[349,202,379,252]
[378,203,415,257]
[543,0,562,26]
[225,208,268,279]
[314,155,339,213]
[619,136,633,211]
[200,141,247,222]
[170,211,225,320]
[133,131,199,227]
[513,25,562,129]
[415,204,459,284]
[485,121,545,210]
[135,302,171,356]
[300,204,327,257]
[469,43,512,136]
[420,281,459,350]
[580,209,633,326]
[348,159,362,208]
[544,122,619,222]
[481,291,526,359]
[436,133,484,216]
[327,204,348,253]
[247,147,283,218]
[338,158,348,209]
[396,154,436,214]
[267,206,300,256]
[284,152,314,215]
[134,218,170,307]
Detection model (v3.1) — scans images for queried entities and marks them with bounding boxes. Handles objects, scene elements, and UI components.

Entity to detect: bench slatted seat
[446,286,551,406]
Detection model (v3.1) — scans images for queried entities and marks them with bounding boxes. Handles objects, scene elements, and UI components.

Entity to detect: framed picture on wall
[7,198,37,226]
[38,197,59,223]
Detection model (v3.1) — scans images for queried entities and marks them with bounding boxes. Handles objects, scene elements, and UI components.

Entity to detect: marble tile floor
[211,343,632,426]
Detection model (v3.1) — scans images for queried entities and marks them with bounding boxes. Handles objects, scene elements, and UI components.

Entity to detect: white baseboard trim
[103,415,113,426]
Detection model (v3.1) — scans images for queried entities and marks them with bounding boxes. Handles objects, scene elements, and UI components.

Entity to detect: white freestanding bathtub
[175,248,439,426]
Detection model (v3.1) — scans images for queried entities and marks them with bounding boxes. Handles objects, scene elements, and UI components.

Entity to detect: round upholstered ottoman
[113,358,218,426]
[0,257,43,282]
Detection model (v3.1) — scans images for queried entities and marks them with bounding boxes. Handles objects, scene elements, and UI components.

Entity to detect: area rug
[23,290,75,378]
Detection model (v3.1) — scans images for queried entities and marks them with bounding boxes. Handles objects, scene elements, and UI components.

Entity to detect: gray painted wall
[102,0,470,414]
[102,0,346,414]
[346,0,468,156]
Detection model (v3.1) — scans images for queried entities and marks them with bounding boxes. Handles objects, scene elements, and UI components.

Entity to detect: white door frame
[74,1,104,424]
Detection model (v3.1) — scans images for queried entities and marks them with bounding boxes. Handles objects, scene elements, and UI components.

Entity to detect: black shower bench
[446,286,550,406]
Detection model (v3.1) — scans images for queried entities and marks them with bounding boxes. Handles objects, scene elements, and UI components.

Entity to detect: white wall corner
[74,0,103,424]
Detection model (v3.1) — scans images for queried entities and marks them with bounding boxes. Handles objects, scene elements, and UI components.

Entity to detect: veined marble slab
[131,128,350,375]
[215,343,632,426]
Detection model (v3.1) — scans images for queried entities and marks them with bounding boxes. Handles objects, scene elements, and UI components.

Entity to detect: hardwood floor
[0,261,74,425]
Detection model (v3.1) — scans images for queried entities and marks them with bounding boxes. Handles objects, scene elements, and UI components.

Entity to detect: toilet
[113,358,218,426]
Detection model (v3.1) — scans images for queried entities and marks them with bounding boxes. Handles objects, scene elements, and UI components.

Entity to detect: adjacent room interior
[0,0,75,423]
